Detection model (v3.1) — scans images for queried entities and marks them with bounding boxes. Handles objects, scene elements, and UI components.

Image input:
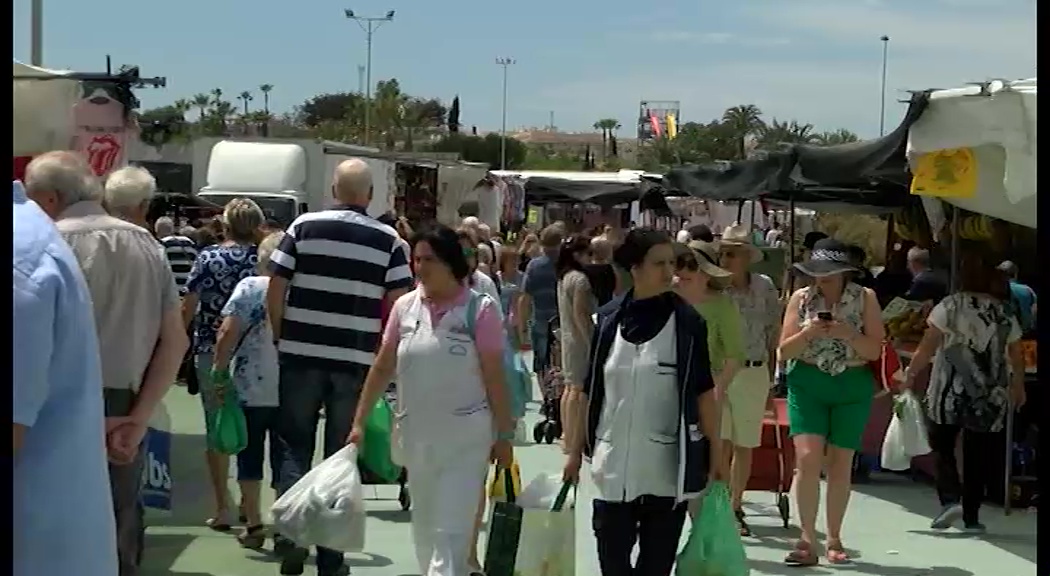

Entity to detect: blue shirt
[185,243,259,354]
[13,181,118,576]
[1009,280,1037,333]
[522,254,559,327]
[221,276,280,407]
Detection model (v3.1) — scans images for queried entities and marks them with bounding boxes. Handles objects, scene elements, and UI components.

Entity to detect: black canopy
[663,92,931,209]
[523,176,670,212]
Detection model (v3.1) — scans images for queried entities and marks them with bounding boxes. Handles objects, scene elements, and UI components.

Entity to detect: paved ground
[144,365,1037,576]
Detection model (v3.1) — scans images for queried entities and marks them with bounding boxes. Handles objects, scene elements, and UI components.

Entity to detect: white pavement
[145,361,1037,576]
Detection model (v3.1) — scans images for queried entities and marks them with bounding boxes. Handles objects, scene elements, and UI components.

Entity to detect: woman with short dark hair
[901,243,1026,534]
[563,228,723,576]
[350,225,515,576]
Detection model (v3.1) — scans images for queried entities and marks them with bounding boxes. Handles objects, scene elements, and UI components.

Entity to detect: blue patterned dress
[185,243,259,355]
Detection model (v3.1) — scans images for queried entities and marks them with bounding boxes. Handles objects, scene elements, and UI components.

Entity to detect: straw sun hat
[674,239,732,287]
[718,223,764,264]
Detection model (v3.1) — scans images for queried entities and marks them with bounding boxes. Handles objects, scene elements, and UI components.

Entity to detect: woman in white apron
[351,225,515,576]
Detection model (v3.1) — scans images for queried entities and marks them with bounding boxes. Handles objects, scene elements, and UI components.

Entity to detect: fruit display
[958,214,993,241]
[886,309,926,342]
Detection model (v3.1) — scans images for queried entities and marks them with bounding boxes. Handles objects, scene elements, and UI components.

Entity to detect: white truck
[195,138,397,227]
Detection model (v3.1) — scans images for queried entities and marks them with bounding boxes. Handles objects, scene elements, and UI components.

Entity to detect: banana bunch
[958,215,992,241]
[886,310,926,341]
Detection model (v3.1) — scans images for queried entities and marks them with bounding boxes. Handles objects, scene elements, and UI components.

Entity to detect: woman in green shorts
[777,238,885,566]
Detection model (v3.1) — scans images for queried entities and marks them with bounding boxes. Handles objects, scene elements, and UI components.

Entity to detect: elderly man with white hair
[24,152,189,576]
[268,158,412,576]
[103,165,155,228]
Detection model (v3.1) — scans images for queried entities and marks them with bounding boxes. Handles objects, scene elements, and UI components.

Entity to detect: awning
[13,61,81,157]
[523,176,662,208]
[906,78,1037,229]
[662,92,931,210]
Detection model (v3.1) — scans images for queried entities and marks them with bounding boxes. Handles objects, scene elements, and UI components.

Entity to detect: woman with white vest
[562,228,724,576]
[350,225,515,576]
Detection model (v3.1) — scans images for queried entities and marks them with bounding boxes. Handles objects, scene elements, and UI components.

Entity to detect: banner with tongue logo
[72,87,134,177]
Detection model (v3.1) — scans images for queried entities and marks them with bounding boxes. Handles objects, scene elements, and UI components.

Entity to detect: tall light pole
[345,9,395,147]
[496,57,515,170]
[30,0,43,65]
[879,35,890,136]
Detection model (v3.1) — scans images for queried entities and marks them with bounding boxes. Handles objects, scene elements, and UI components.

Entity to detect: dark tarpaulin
[662,92,931,207]
[523,176,670,213]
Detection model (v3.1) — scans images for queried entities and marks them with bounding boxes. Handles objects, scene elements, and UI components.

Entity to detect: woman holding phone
[777,238,884,566]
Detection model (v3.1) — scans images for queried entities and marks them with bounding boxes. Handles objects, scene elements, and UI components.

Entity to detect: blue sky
[13,0,1035,139]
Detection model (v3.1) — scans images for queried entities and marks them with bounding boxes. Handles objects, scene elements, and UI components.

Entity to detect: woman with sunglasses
[556,235,596,453]
[457,229,501,304]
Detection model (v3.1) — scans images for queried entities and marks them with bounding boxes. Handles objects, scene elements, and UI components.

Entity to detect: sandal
[826,540,851,564]
[734,509,752,537]
[784,540,819,566]
[238,525,267,550]
[206,516,232,532]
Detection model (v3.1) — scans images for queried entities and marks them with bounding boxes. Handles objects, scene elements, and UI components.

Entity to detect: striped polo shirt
[269,205,412,371]
[160,235,198,290]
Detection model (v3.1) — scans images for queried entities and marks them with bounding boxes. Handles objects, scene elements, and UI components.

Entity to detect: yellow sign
[526,207,540,224]
[910,148,977,198]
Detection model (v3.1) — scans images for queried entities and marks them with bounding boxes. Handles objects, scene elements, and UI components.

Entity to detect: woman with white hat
[718,223,782,536]
[777,237,884,566]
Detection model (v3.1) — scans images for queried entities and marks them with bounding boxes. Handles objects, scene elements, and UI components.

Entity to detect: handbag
[868,340,902,397]
[464,291,530,419]
[483,465,524,576]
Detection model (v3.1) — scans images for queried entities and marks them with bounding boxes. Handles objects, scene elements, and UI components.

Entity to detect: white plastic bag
[512,474,576,576]
[880,391,931,471]
[271,444,366,552]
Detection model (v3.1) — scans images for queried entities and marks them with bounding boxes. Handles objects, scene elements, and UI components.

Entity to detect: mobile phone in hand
[817,311,833,322]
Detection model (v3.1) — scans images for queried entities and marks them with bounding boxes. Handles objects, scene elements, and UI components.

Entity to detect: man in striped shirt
[154,217,198,291]
[266,158,412,576]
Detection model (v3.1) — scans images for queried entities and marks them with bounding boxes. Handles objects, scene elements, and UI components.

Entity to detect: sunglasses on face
[676,255,699,271]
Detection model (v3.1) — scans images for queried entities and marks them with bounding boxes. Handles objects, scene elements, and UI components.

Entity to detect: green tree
[191,93,211,122]
[522,144,582,170]
[593,118,621,159]
[760,119,816,147]
[138,105,189,145]
[813,128,860,146]
[259,84,274,113]
[428,133,527,168]
[721,104,765,159]
[448,95,460,133]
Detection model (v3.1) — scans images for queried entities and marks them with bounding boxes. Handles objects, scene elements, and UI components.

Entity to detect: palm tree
[210,88,223,105]
[813,128,860,146]
[237,91,254,116]
[172,99,191,117]
[760,119,817,147]
[593,118,620,159]
[259,84,274,113]
[721,105,766,159]
[191,93,211,122]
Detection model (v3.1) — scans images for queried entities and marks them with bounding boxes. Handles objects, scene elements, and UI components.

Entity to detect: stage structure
[637,100,681,141]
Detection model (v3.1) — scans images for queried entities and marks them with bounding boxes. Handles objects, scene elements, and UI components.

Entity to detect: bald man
[266,157,413,576]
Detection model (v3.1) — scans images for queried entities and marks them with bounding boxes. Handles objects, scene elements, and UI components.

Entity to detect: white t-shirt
[472,270,502,307]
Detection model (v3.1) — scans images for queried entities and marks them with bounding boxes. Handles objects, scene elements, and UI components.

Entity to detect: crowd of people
[13,152,1033,576]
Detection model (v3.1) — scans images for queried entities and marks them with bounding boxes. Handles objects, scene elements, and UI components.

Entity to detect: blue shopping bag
[141,427,173,511]
[466,291,530,419]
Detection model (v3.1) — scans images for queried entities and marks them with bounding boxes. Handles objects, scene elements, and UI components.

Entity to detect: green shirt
[693,293,746,370]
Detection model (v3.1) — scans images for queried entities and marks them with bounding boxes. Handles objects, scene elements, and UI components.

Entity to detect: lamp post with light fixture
[496,57,515,170]
[345,8,395,146]
[880,35,890,136]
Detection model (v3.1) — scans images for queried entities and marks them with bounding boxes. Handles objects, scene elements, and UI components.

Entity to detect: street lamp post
[345,9,395,147]
[879,35,890,136]
[496,57,515,170]
[30,0,43,65]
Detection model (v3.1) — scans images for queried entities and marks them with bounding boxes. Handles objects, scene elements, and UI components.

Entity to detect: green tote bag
[208,372,248,455]
[483,465,525,576]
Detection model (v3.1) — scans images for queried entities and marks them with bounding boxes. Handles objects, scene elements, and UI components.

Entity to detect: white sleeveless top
[591,315,680,502]
[795,282,867,375]
[393,291,493,447]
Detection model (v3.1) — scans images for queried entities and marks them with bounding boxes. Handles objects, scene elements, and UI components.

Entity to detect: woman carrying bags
[349,225,515,576]
[777,238,885,566]
[562,228,723,576]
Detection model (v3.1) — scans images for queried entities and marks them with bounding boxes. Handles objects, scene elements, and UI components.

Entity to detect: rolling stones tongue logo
[86,134,122,176]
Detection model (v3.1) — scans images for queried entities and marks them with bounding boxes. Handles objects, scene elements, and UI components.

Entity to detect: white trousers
[405,425,492,576]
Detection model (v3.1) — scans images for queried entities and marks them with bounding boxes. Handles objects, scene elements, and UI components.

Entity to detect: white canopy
[13,60,81,157]
[906,78,1037,229]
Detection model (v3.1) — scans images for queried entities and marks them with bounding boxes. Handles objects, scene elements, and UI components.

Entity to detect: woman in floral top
[778,238,884,566]
[901,246,1026,534]
[182,198,263,530]
[213,231,284,549]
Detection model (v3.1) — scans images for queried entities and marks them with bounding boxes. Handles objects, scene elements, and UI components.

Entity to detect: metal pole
[879,35,890,136]
[345,9,394,147]
[496,57,515,170]
[365,22,373,146]
[30,0,43,65]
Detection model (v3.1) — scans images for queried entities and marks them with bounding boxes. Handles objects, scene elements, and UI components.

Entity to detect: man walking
[26,153,189,576]
[267,158,413,576]
[154,216,199,291]
[14,178,118,576]
[517,223,563,373]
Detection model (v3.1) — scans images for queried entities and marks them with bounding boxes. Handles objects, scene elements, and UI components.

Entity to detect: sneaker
[961,522,987,535]
[930,503,963,530]
[319,566,350,576]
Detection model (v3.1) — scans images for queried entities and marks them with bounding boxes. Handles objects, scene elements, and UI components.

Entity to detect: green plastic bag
[208,372,248,455]
[359,398,401,483]
[676,482,750,576]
